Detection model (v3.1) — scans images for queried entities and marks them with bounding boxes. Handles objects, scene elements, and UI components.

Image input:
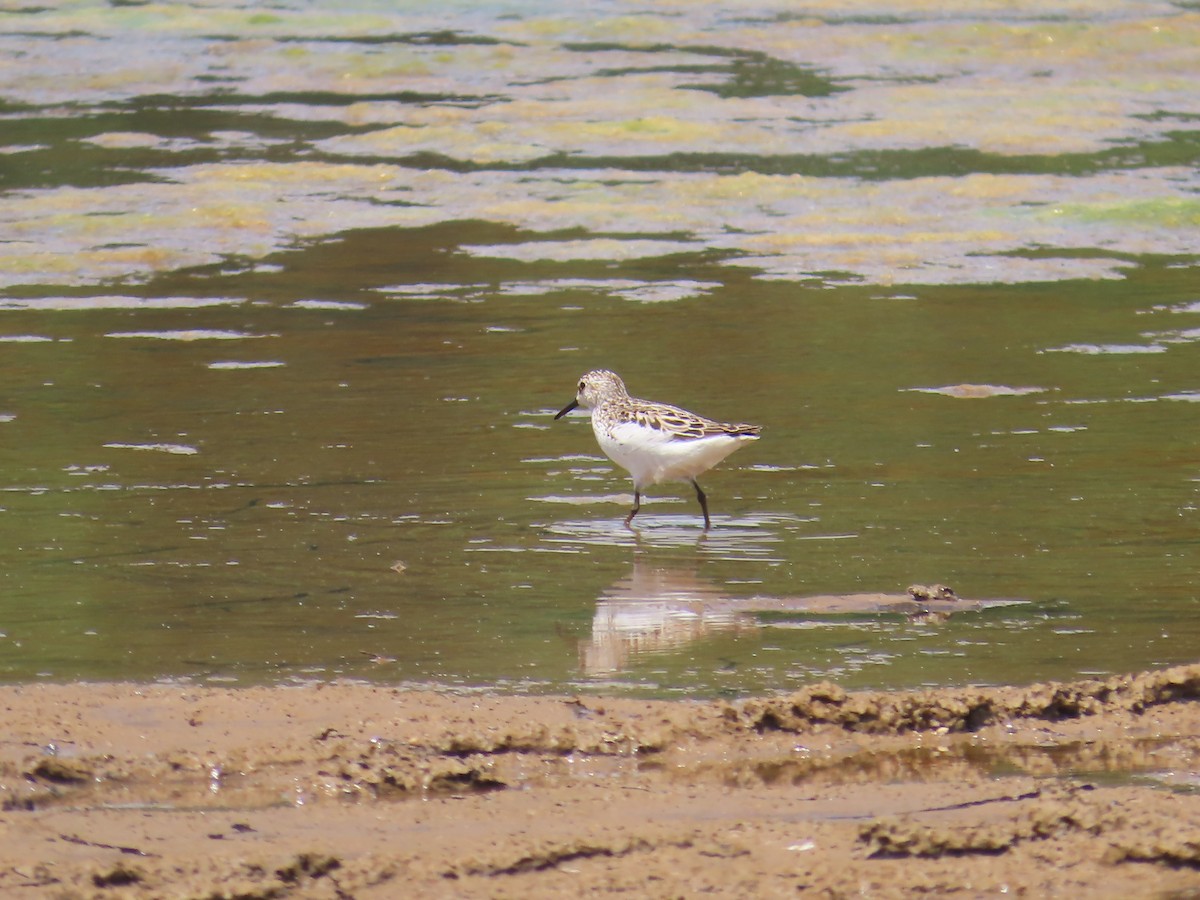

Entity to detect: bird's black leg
[624,490,641,528]
[692,480,711,530]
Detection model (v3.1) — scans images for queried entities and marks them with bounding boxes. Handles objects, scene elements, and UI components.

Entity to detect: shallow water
[0,0,1197,694]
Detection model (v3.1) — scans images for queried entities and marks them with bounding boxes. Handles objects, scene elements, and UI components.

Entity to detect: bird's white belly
[595,420,752,488]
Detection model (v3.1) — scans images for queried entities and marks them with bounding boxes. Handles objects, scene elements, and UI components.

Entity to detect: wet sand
[2,665,1199,898]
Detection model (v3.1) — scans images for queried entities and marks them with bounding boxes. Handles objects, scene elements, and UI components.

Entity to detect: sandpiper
[554,369,761,529]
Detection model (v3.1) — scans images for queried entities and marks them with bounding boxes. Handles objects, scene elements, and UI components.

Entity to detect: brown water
[1,1,1198,694]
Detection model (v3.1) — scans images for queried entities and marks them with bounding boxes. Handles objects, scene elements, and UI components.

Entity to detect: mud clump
[275,851,341,883]
[452,836,660,878]
[29,757,94,785]
[1104,811,1200,869]
[741,680,994,734]
[325,743,507,798]
[91,862,143,887]
[740,663,1200,735]
[433,719,670,757]
[860,785,1107,858]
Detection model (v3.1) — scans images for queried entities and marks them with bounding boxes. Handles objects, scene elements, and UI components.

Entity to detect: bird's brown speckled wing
[621,401,761,440]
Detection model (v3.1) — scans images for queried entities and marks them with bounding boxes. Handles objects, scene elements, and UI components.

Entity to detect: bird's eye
[578,381,585,391]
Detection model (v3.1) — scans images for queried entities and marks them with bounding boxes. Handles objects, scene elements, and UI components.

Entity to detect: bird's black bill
[554,399,579,420]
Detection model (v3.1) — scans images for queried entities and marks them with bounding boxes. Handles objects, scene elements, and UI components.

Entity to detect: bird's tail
[725,424,762,438]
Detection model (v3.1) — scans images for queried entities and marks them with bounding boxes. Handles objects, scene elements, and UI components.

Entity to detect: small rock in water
[907,584,959,602]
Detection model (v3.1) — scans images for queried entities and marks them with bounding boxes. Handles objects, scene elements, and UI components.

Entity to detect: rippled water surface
[1,0,1198,694]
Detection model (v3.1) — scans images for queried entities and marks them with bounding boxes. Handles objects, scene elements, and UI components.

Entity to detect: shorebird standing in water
[554,369,761,529]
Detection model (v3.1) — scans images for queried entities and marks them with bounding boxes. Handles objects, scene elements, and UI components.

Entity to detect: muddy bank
[1,665,1199,897]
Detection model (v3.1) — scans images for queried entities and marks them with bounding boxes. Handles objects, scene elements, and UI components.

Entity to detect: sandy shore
[1,665,1199,898]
